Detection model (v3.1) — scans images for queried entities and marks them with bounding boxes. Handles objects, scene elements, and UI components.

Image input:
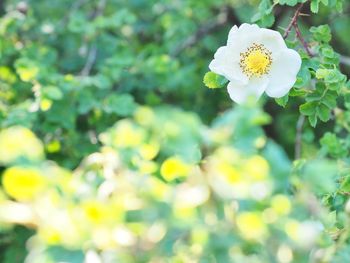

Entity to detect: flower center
[240,43,272,78]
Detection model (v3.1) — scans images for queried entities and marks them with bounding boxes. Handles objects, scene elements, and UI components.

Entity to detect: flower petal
[227,25,238,45]
[209,46,248,84]
[258,29,287,56]
[209,46,229,76]
[237,23,260,36]
[227,77,268,104]
[228,24,260,51]
[265,49,302,98]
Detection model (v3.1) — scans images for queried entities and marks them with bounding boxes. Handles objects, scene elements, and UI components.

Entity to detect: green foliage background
[1,0,350,262]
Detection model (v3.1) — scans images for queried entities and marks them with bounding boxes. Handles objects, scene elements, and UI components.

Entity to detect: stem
[79,0,107,76]
[283,3,305,39]
[283,2,313,57]
[80,45,97,76]
[294,23,313,57]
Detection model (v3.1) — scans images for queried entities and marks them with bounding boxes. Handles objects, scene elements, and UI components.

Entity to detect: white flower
[209,23,302,104]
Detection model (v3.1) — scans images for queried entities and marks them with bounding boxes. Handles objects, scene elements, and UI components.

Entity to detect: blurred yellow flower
[210,127,232,144]
[139,142,159,160]
[17,66,39,82]
[191,227,209,245]
[244,155,269,181]
[164,121,181,137]
[217,162,241,183]
[134,158,158,174]
[2,166,46,201]
[160,157,191,181]
[134,106,155,126]
[82,200,109,224]
[46,140,61,153]
[38,226,62,245]
[236,212,267,241]
[0,126,44,164]
[40,98,53,111]
[113,120,145,148]
[271,195,291,215]
[148,177,171,200]
[284,220,300,242]
[64,74,74,81]
[0,66,16,84]
[173,205,196,220]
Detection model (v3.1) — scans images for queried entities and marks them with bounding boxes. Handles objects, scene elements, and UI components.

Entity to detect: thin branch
[283,2,313,57]
[283,3,305,39]
[294,23,313,57]
[295,115,305,159]
[79,0,107,76]
[80,45,97,76]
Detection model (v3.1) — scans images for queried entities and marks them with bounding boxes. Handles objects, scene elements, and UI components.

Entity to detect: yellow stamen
[240,43,272,78]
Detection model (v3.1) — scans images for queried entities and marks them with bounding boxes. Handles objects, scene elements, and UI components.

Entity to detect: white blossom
[209,23,302,104]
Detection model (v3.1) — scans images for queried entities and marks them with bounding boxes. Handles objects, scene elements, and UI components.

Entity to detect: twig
[295,115,305,159]
[80,45,97,76]
[283,3,305,39]
[283,2,313,57]
[294,23,313,57]
[79,0,107,76]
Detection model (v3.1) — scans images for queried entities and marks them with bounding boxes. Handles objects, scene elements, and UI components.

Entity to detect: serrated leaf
[317,103,331,122]
[309,114,318,127]
[300,101,317,116]
[322,91,337,108]
[310,25,332,43]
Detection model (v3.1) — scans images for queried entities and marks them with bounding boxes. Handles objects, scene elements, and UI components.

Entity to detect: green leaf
[203,72,228,89]
[308,114,318,127]
[311,0,320,13]
[321,46,336,58]
[276,0,306,6]
[103,94,137,116]
[300,101,317,116]
[316,68,346,84]
[252,0,275,27]
[317,103,331,122]
[77,90,100,114]
[322,91,337,108]
[275,95,289,107]
[301,159,338,194]
[43,86,63,100]
[294,64,311,89]
[3,227,33,263]
[320,132,347,158]
[310,25,332,43]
